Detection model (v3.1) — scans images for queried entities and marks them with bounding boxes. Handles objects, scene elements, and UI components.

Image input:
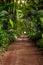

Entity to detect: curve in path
[0,35,43,65]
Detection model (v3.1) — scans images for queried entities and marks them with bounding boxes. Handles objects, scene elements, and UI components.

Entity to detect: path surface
[0,35,43,65]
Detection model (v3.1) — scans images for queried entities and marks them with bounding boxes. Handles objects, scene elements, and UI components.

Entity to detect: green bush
[37,38,43,53]
[0,29,16,53]
[28,32,41,42]
[7,29,16,42]
[28,29,42,41]
[0,31,9,48]
[37,38,43,48]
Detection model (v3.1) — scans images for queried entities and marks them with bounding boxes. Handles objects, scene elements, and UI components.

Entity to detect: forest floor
[0,35,43,65]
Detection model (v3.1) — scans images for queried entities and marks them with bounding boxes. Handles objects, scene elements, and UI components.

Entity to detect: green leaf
[9,19,14,28]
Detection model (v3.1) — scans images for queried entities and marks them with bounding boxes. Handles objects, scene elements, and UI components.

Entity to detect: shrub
[37,38,43,53]
[0,31,10,48]
[37,38,43,48]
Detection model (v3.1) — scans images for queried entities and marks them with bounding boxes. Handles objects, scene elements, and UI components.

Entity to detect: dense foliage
[24,0,43,52]
[0,2,22,53]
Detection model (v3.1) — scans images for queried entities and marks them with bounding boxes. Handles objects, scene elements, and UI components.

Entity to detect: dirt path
[0,35,43,65]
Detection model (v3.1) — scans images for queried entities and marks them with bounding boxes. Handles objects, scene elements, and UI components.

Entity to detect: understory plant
[0,10,17,53]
